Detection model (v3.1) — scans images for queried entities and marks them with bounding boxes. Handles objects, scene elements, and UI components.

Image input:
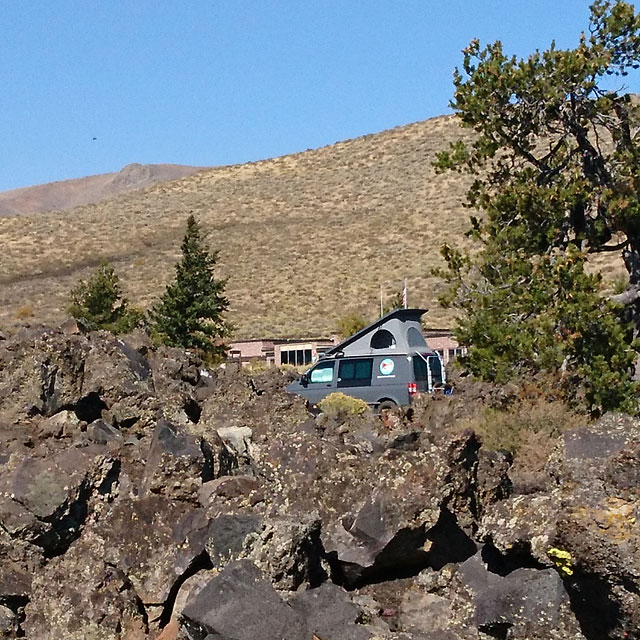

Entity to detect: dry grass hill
[0,114,625,339]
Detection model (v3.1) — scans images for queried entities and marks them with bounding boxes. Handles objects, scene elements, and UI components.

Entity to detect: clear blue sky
[1,1,638,192]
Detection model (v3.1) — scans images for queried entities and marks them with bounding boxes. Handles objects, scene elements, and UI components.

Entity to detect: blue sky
[1,1,638,192]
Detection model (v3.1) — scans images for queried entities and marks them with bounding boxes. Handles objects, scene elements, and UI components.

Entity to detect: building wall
[228,333,465,366]
[227,338,335,366]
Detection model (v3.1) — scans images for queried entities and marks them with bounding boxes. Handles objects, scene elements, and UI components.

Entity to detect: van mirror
[300,373,309,387]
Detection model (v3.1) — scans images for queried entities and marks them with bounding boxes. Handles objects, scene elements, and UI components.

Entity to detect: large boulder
[479,413,640,638]
[179,560,308,640]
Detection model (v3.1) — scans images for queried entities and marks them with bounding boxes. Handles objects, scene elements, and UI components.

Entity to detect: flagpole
[380,284,383,317]
[403,279,407,309]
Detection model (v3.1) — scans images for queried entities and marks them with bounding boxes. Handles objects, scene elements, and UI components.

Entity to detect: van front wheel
[376,400,397,414]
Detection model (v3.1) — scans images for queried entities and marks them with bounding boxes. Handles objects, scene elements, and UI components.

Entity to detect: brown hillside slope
[0,163,206,217]
[0,114,624,339]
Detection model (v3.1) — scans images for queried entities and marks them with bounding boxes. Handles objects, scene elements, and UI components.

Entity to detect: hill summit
[0,163,206,217]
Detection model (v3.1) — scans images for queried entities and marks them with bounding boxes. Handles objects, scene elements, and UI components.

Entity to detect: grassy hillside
[0,114,625,339]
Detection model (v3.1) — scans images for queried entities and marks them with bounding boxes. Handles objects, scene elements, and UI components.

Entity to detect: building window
[281,348,313,366]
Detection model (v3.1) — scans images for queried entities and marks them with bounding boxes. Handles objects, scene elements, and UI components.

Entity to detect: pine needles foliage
[149,215,231,360]
[435,0,640,414]
[68,262,142,334]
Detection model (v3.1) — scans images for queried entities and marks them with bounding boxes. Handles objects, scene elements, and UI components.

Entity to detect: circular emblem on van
[379,358,395,375]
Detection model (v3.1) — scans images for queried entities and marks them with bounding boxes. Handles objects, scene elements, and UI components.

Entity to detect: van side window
[407,327,427,348]
[370,330,395,349]
[338,358,373,387]
[309,361,334,383]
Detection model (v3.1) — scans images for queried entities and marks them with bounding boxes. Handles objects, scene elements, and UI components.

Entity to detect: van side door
[337,358,374,403]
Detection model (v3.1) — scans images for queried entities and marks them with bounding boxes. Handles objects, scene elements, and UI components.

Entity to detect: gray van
[287,309,447,411]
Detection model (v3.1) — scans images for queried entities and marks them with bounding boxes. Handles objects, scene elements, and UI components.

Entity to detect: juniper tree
[149,215,231,360]
[434,0,640,413]
[68,262,141,334]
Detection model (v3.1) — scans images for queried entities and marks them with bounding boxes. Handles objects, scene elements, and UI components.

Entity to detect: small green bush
[459,397,586,454]
[68,262,142,334]
[336,312,369,339]
[318,392,369,418]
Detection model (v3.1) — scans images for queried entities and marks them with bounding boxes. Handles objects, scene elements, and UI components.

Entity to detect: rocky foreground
[0,326,639,639]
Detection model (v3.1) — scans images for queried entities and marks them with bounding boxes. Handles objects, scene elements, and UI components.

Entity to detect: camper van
[286,309,446,411]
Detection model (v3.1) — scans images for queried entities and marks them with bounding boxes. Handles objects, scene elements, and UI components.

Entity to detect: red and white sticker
[379,358,395,375]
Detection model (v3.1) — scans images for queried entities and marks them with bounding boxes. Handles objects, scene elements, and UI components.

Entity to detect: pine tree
[434,0,640,413]
[149,215,231,359]
[68,262,141,334]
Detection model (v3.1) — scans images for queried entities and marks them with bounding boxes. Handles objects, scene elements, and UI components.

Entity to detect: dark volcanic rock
[23,542,149,640]
[473,568,582,639]
[2,328,640,638]
[288,582,373,640]
[0,446,117,556]
[180,560,308,640]
[142,418,210,501]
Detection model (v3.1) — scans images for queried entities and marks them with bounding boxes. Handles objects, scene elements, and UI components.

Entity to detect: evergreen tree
[149,215,231,359]
[68,262,141,334]
[434,0,640,413]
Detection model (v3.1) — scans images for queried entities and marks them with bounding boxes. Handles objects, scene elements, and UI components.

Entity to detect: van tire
[376,400,397,414]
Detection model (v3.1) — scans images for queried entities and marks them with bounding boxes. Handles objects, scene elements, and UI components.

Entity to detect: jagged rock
[3,329,640,637]
[393,552,584,639]
[203,512,262,566]
[148,347,209,426]
[179,560,308,640]
[479,414,640,638]
[288,582,373,640]
[0,328,155,425]
[86,418,123,445]
[0,605,17,638]
[397,591,467,638]
[474,568,584,639]
[318,431,481,587]
[142,418,211,501]
[203,513,325,591]
[0,446,117,555]
[478,493,560,567]
[22,541,148,640]
[198,475,262,506]
[37,409,81,439]
[241,515,325,591]
[216,426,254,468]
[84,496,209,615]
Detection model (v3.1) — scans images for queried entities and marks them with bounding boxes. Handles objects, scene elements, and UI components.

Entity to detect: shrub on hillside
[336,312,369,339]
[458,395,586,455]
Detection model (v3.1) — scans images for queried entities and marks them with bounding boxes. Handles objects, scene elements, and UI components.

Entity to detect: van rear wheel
[376,400,397,414]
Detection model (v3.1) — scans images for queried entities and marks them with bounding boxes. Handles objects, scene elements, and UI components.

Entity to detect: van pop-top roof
[324,308,432,358]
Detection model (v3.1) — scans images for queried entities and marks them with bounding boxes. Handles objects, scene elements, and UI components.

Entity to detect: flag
[402,279,407,309]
